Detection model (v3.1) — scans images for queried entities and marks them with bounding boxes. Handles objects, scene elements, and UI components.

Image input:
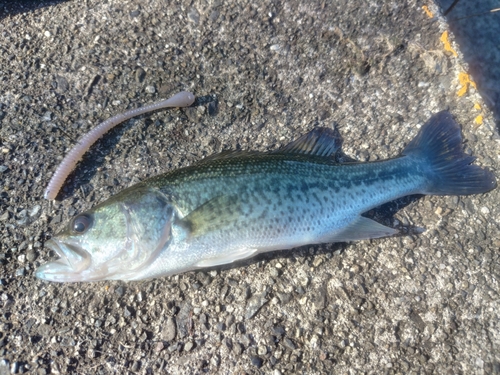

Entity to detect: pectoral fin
[325,216,399,242]
[181,195,243,238]
[194,248,258,268]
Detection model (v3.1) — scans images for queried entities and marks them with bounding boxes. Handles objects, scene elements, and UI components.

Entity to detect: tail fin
[402,111,496,195]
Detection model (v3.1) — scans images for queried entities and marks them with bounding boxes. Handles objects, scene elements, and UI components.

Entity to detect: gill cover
[36,186,176,282]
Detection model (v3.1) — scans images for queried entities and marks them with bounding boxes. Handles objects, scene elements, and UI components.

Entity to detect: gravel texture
[1,0,499,374]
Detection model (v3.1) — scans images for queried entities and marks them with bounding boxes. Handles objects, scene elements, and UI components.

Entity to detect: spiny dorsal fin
[272,127,343,157]
[196,127,344,163]
[196,150,261,163]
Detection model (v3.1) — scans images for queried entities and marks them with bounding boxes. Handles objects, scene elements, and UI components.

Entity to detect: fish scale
[36,112,496,282]
[136,155,421,273]
[153,154,418,219]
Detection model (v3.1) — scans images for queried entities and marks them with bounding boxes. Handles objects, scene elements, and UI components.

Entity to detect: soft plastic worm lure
[44,91,195,200]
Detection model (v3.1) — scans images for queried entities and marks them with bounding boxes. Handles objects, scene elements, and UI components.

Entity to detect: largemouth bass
[36,112,496,282]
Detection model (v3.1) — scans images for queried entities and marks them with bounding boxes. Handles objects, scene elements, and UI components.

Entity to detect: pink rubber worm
[44,91,195,200]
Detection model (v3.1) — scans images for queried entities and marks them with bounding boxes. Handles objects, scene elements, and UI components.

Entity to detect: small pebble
[15,268,25,277]
[232,343,243,355]
[55,76,69,92]
[210,354,220,367]
[123,306,133,317]
[245,291,268,319]
[136,291,145,302]
[155,341,165,352]
[272,326,285,338]
[209,10,219,22]
[188,8,200,24]
[224,338,233,350]
[135,68,146,83]
[250,356,263,368]
[29,205,41,218]
[312,257,323,267]
[283,337,296,350]
[208,101,218,116]
[131,360,141,372]
[163,317,177,341]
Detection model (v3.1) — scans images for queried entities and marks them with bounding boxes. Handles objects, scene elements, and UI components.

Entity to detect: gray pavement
[0,0,499,374]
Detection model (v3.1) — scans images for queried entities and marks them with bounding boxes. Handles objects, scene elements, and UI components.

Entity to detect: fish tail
[403,111,496,195]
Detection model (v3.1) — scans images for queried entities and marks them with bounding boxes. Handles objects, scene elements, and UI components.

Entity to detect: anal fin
[325,216,399,243]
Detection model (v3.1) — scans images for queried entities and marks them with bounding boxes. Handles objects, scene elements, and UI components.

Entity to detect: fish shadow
[0,0,71,21]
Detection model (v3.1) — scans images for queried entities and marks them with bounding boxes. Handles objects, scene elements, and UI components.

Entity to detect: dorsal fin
[196,127,344,164]
[196,150,260,164]
[272,127,343,157]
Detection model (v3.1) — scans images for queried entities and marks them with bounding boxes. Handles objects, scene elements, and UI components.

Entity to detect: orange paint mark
[457,85,467,97]
[458,72,469,85]
[422,5,434,18]
[457,72,476,97]
[440,31,458,57]
[474,115,483,125]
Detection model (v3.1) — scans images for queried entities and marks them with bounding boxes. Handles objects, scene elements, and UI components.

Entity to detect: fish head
[36,186,176,282]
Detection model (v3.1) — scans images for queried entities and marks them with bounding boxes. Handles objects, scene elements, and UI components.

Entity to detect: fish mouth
[35,239,92,282]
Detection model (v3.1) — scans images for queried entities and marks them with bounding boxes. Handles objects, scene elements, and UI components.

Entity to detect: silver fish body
[36,112,496,282]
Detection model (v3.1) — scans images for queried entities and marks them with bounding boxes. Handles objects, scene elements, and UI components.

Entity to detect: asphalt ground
[0,0,499,374]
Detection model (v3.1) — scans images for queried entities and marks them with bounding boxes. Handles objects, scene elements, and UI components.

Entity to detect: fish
[36,111,496,282]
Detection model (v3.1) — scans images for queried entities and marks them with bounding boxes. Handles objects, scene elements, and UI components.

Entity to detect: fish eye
[71,213,93,234]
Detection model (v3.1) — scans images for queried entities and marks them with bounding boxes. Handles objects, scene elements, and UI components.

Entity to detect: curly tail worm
[44,91,196,200]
